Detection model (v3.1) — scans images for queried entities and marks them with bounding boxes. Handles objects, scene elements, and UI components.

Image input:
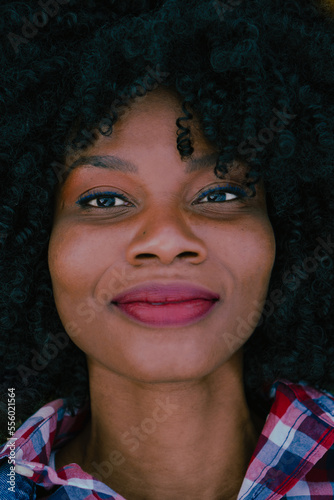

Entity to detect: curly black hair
[1,0,334,435]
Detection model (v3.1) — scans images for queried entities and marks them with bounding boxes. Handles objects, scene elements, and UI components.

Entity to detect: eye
[76,191,133,208]
[194,185,248,204]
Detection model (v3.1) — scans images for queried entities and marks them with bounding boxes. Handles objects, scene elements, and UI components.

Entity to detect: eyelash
[77,191,132,208]
[195,185,248,204]
[76,185,249,209]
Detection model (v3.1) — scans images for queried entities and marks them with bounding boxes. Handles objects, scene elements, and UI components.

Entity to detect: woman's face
[48,88,276,383]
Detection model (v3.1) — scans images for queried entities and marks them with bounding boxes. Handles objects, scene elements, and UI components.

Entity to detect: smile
[112,298,219,327]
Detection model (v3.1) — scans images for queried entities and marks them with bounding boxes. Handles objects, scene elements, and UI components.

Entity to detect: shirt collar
[237,379,334,499]
[0,398,127,498]
[1,379,334,499]
[1,398,89,466]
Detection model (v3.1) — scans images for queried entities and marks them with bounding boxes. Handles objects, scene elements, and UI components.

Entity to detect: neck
[58,353,261,500]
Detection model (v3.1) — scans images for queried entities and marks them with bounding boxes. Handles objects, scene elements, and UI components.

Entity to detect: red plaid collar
[1,379,334,499]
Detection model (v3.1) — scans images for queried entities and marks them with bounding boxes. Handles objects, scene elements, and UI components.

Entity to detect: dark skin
[48,88,276,500]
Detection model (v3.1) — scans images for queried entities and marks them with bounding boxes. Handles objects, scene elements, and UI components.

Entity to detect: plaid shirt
[1,379,334,499]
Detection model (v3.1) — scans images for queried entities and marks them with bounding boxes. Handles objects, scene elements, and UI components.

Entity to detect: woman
[0,0,334,498]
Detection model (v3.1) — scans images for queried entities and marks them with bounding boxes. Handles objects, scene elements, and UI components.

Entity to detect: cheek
[236,219,275,283]
[48,224,91,295]
[237,218,276,299]
[209,214,276,316]
[210,214,276,277]
[48,222,118,348]
[217,215,276,347]
[48,222,119,299]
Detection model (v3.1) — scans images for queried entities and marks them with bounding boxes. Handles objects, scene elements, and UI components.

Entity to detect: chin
[102,349,234,384]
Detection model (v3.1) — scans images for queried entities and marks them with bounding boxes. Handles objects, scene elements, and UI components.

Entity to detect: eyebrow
[63,152,220,183]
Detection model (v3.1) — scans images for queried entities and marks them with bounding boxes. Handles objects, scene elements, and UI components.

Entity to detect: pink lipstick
[111,283,220,327]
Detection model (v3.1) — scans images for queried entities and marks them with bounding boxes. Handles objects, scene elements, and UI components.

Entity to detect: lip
[111,283,220,327]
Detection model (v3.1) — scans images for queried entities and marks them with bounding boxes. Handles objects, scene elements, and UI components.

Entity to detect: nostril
[135,253,157,260]
[179,251,199,258]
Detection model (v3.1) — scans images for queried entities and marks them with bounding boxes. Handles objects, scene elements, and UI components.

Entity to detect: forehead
[101,86,214,151]
[62,87,253,186]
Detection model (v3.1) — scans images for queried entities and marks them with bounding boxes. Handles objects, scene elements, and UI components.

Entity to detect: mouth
[111,283,220,327]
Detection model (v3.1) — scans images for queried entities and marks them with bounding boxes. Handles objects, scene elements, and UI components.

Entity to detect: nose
[126,209,207,266]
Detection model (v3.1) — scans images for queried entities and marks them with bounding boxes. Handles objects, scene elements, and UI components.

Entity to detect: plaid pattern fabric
[238,381,334,499]
[1,379,334,499]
